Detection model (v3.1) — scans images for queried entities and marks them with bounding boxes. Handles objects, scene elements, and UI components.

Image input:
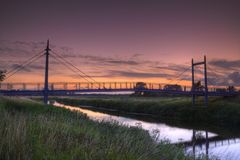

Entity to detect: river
[53,101,240,160]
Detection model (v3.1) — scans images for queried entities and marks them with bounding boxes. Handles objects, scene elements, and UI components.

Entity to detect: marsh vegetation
[53,95,240,130]
[0,97,197,160]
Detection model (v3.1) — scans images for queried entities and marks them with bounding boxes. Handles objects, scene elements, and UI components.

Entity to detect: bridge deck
[0,88,238,96]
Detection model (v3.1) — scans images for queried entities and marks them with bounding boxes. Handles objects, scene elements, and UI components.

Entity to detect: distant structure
[163,84,182,91]
[192,56,208,107]
[44,40,50,104]
[0,41,238,103]
[134,82,147,95]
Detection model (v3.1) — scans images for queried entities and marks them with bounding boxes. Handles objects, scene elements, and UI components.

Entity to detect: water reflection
[185,130,210,159]
[53,102,216,143]
[185,130,240,160]
[53,102,240,160]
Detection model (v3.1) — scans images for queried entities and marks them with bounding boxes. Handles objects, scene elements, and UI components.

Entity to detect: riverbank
[53,96,240,131]
[0,97,195,160]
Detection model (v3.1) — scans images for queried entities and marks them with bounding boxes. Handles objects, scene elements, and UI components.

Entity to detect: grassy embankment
[0,96,196,160]
[53,95,240,130]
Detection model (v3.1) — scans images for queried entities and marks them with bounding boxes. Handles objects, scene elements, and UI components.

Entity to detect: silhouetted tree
[0,70,6,82]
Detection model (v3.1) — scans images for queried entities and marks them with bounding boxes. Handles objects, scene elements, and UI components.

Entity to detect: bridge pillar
[87,83,89,89]
[204,56,208,107]
[91,83,93,89]
[192,58,195,106]
[98,83,101,89]
[192,56,208,107]
[23,83,26,90]
[44,40,50,104]
[109,83,112,89]
[7,83,12,90]
[64,83,67,90]
[103,83,105,89]
[51,83,54,90]
[37,83,40,90]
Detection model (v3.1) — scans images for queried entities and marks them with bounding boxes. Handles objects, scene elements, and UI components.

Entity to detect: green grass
[53,95,240,130]
[0,97,197,160]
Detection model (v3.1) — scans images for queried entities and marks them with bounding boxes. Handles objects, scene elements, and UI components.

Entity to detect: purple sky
[0,0,240,86]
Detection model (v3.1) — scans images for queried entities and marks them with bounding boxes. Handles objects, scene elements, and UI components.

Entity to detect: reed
[0,97,197,160]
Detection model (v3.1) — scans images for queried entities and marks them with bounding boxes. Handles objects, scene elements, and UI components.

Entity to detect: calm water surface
[53,102,240,160]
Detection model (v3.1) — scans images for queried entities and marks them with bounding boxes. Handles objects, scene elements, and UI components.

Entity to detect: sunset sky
[0,0,239,86]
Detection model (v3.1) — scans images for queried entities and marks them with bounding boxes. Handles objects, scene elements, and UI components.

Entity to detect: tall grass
[0,97,194,160]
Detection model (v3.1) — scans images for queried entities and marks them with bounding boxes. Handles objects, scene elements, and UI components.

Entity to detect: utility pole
[44,40,50,104]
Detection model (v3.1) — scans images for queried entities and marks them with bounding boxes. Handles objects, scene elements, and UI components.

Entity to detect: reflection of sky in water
[186,139,240,160]
[54,102,216,143]
[54,102,240,160]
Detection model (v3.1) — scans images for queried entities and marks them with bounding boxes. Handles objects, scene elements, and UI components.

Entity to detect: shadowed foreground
[0,97,202,160]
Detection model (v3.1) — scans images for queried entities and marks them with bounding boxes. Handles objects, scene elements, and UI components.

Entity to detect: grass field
[53,95,240,130]
[0,96,202,160]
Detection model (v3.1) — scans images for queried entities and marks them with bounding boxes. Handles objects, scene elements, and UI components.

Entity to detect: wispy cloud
[228,72,240,85]
[0,40,239,86]
[76,54,141,66]
[106,70,172,78]
[206,59,240,86]
[209,59,240,70]
[4,63,45,74]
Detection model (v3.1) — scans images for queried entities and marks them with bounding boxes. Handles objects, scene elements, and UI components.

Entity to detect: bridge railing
[0,82,151,90]
[0,82,239,93]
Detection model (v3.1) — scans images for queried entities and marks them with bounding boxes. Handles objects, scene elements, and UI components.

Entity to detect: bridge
[0,40,239,104]
[0,82,237,97]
